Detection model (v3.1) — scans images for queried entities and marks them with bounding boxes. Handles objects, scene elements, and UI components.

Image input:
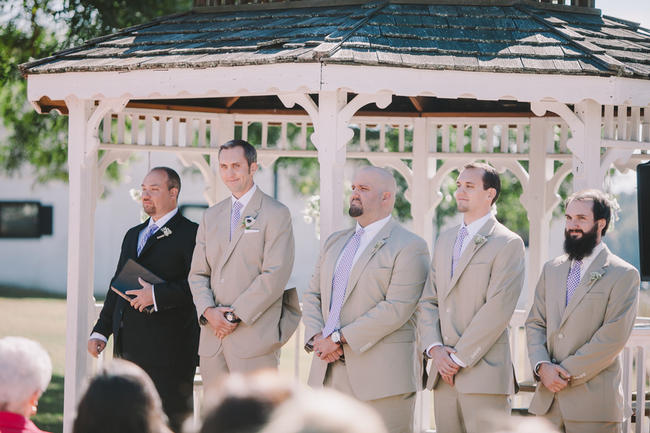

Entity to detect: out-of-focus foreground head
[259,388,389,433]
[198,369,297,433]
[0,336,52,417]
[72,359,171,433]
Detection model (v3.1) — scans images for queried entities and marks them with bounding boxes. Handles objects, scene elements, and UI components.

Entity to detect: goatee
[349,203,363,217]
[564,224,599,261]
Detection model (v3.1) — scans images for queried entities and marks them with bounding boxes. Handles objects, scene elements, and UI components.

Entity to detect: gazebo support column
[411,118,433,246]
[573,99,603,190]
[63,97,98,433]
[525,118,555,308]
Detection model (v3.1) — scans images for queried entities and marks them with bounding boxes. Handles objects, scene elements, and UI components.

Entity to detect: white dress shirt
[232,184,257,211]
[90,207,178,343]
[335,214,392,270]
[427,211,494,367]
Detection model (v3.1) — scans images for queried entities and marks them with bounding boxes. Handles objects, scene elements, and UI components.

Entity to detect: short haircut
[219,139,257,167]
[0,336,52,409]
[463,162,501,205]
[565,189,614,236]
[73,360,170,433]
[150,167,181,195]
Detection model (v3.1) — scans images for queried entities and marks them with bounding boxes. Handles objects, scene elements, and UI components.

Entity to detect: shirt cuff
[425,342,442,358]
[534,361,551,379]
[450,353,467,368]
[89,332,108,343]
[151,284,158,312]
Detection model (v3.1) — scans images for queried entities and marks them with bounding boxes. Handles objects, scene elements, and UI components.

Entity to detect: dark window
[179,204,208,225]
[0,201,53,238]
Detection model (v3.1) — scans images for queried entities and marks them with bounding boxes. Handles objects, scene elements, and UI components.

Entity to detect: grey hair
[0,337,52,407]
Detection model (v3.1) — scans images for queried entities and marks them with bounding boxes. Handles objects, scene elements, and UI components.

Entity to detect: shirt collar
[231,184,257,210]
[461,211,493,240]
[574,241,606,270]
[356,214,392,237]
[149,207,178,229]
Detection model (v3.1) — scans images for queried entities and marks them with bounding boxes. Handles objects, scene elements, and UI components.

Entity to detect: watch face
[331,331,341,343]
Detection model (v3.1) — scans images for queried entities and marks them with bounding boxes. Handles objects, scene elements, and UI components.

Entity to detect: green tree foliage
[0,0,191,182]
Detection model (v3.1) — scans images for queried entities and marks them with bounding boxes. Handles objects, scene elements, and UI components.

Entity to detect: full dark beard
[564,224,599,260]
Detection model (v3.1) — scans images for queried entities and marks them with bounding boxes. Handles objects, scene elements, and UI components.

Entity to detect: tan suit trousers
[324,361,415,433]
[434,380,509,433]
[199,350,279,388]
[541,397,621,433]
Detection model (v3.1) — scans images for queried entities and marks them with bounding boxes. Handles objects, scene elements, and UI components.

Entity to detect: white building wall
[0,153,321,297]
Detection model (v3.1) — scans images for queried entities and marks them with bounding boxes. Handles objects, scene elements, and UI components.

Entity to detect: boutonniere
[589,271,603,283]
[371,240,386,255]
[241,215,256,230]
[473,234,487,245]
[156,227,172,239]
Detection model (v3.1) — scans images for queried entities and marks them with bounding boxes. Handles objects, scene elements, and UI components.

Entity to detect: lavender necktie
[322,227,365,337]
[230,201,243,241]
[566,259,582,305]
[137,224,158,256]
[451,225,469,277]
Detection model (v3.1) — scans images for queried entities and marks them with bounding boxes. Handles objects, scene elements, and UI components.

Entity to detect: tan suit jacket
[526,245,639,422]
[189,187,299,360]
[418,216,525,395]
[302,218,430,401]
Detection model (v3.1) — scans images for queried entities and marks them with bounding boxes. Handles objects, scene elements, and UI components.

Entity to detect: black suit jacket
[93,211,199,369]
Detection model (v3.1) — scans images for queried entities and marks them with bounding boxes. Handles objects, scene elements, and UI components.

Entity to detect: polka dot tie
[566,259,582,305]
[451,225,469,277]
[230,201,243,241]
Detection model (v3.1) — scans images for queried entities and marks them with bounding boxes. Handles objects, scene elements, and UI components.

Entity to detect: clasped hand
[538,363,571,393]
[429,345,460,386]
[312,333,344,363]
[125,277,154,312]
[204,306,238,339]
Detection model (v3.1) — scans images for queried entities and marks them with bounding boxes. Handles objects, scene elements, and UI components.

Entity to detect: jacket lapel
[322,229,354,320]
[559,246,610,328]
[130,219,149,258]
[553,257,571,325]
[218,188,263,272]
[342,218,395,306]
[445,217,497,297]
[137,212,182,258]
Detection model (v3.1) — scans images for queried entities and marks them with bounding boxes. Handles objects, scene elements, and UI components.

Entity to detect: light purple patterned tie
[451,225,469,277]
[230,201,243,241]
[566,259,582,305]
[137,223,158,256]
[322,227,365,337]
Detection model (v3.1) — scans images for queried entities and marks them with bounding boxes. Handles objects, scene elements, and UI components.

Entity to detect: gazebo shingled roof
[21,0,650,78]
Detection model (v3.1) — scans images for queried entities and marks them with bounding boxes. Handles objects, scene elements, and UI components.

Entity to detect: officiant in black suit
[87,167,199,432]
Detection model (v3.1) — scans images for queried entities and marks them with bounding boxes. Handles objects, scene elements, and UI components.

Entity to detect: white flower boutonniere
[589,272,603,283]
[474,234,487,245]
[156,227,172,239]
[371,240,386,255]
[241,216,256,230]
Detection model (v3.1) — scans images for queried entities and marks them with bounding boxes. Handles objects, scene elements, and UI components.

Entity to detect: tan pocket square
[244,229,260,233]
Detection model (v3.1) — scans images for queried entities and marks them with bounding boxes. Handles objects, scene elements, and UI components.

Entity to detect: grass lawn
[0,287,310,433]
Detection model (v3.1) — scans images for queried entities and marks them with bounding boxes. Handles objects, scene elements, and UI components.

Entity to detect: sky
[597,0,650,28]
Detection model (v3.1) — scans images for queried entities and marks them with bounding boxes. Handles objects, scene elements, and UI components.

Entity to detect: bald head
[349,166,396,227]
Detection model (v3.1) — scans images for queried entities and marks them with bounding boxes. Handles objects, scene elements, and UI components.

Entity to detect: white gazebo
[21,0,650,431]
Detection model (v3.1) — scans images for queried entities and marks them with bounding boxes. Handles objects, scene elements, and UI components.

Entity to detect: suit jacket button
[446,308,451,313]
[558,333,564,339]
[220,279,225,283]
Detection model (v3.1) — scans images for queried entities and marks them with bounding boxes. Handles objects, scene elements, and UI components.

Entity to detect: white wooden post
[211,114,235,203]
[315,90,348,243]
[411,118,432,247]
[525,118,555,308]
[63,97,97,433]
[573,100,603,191]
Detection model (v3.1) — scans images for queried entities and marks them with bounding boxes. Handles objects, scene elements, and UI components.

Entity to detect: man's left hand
[125,277,154,312]
[313,335,341,362]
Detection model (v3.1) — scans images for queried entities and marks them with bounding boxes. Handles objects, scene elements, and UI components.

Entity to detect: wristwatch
[224,311,241,323]
[331,330,342,345]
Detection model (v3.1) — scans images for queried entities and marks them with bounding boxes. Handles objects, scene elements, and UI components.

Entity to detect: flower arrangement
[156,227,172,239]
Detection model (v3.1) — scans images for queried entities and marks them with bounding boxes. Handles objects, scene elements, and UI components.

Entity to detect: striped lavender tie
[451,225,469,277]
[137,224,158,256]
[322,227,365,337]
[566,259,582,305]
[230,201,243,241]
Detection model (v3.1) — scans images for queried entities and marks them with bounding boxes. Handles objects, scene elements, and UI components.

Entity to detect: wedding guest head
[0,336,52,433]
[564,189,616,260]
[141,167,181,219]
[72,359,171,433]
[199,369,296,433]
[259,388,388,433]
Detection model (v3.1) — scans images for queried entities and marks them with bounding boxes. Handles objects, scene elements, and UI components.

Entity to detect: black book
[111,259,165,314]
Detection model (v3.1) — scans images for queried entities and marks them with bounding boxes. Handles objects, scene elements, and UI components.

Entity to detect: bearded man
[526,189,640,433]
